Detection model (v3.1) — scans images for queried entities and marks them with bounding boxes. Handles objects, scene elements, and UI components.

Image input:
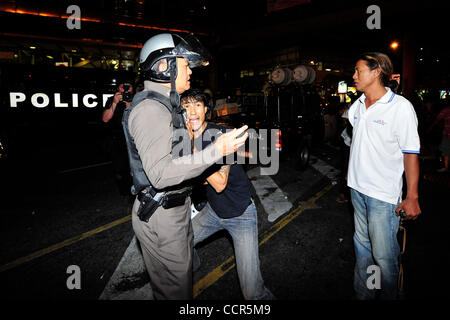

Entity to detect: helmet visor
[173,33,212,68]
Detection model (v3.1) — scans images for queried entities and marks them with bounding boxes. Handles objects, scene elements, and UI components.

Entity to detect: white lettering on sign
[31,93,50,108]
[55,93,68,108]
[72,93,79,108]
[9,92,26,107]
[83,94,97,108]
[103,94,114,107]
[8,92,113,108]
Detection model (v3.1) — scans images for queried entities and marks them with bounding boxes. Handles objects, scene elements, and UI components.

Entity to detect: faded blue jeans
[351,188,400,300]
[192,200,275,300]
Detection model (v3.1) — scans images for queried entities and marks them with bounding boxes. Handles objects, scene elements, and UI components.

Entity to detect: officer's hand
[215,125,248,156]
[113,92,123,105]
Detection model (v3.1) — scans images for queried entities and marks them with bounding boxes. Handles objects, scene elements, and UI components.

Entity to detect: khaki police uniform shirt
[128,81,222,192]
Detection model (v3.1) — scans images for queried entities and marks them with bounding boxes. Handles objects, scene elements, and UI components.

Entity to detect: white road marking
[309,156,341,182]
[247,167,293,222]
[99,236,153,300]
[100,158,340,299]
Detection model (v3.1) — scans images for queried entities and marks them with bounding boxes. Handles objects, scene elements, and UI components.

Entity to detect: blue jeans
[350,188,400,300]
[192,200,275,300]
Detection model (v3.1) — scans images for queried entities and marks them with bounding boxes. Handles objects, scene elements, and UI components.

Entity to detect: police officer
[122,33,248,300]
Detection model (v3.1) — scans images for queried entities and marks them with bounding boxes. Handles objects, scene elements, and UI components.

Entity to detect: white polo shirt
[347,87,420,204]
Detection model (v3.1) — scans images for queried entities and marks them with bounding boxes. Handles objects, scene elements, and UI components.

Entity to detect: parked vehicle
[214,83,324,169]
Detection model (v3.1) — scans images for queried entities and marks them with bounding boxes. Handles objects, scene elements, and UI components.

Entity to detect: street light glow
[390,41,399,50]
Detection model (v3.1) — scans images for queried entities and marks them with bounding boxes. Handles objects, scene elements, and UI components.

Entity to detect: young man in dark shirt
[181,89,274,300]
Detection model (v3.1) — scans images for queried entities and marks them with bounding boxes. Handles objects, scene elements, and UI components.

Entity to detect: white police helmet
[139,33,211,83]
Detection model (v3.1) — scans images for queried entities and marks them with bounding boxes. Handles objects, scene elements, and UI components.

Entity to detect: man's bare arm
[396,153,421,220]
[206,165,231,193]
[102,92,123,123]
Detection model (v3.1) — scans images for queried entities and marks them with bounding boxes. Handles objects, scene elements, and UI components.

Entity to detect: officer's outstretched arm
[129,103,247,189]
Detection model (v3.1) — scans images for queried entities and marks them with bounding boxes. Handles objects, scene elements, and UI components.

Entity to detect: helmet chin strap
[169,59,181,112]
[168,58,187,130]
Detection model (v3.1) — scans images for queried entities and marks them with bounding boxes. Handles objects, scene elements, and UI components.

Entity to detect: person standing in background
[347,52,421,300]
[102,82,134,195]
[429,101,450,172]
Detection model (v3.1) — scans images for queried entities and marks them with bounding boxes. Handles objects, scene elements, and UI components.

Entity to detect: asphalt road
[0,140,448,302]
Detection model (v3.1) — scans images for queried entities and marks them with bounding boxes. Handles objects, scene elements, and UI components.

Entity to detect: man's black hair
[356,52,395,90]
[180,89,214,113]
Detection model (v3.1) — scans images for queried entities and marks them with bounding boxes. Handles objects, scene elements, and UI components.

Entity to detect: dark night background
[0,0,448,312]
[0,0,447,171]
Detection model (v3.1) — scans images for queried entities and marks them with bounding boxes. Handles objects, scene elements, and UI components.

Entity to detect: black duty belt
[136,188,192,223]
[137,189,192,209]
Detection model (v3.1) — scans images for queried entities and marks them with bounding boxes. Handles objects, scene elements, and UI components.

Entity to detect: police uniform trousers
[132,196,193,300]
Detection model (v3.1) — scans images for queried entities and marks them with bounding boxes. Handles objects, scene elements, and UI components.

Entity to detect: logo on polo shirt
[373,119,387,126]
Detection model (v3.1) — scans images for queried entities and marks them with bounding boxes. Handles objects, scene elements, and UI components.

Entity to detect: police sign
[9,92,114,108]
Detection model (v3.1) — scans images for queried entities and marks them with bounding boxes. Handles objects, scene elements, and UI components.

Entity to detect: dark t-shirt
[194,123,252,219]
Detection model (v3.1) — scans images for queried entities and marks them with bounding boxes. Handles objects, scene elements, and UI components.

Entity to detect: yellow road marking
[194,256,237,296]
[1,182,333,292]
[193,183,334,298]
[0,215,132,273]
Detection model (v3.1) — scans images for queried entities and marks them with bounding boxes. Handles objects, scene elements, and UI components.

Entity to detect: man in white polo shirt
[347,52,421,300]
